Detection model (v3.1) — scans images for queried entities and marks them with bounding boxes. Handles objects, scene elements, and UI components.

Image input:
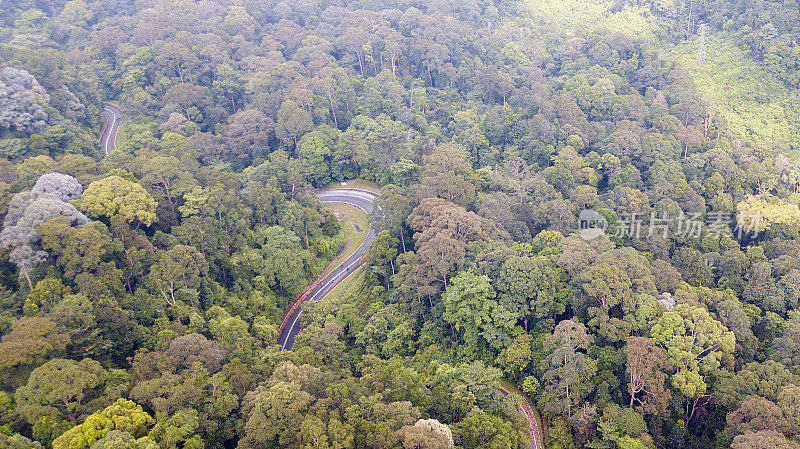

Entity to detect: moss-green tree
[650,304,735,420]
[77,176,157,228]
[52,399,154,449]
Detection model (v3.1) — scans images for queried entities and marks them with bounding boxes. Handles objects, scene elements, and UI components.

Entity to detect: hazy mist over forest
[1,0,800,448]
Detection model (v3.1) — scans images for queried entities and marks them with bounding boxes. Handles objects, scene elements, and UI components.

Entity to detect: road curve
[96,106,536,446]
[498,387,544,449]
[100,102,121,157]
[95,103,376,350]
[278,190,544,449]
[277,188,377,351]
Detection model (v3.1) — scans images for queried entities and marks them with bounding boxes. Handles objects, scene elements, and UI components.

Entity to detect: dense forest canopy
[0,0,799,448]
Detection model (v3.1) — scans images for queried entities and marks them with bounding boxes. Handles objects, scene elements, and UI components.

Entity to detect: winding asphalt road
[98,106,542,448]
[276,188,544,449]
[498,387,544,449]
[277,188,377,351]
[95,102,377,350]
[100,102,121,157]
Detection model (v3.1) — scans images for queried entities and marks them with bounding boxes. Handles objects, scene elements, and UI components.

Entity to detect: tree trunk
[22,268,32,291]
[566,381,571,418]
[163,182,176,215]
[327,92,338,127]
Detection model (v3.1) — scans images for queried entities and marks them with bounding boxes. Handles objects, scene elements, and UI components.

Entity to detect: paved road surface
[93,103,377,351]
[100,103,121,157]
[498,387,544,449]
[97,106,538,447]
[277,188,377,351]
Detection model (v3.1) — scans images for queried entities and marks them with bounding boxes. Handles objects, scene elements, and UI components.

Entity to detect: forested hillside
[0,0,799,448]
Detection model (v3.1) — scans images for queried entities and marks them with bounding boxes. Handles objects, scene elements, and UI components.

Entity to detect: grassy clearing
[319,201,370,277]
[526,0,662,42]
[114,121,129,152]
[525,0,800,148]
[323,266,365,301]
[319,179,381,194]
[667,35,800,147]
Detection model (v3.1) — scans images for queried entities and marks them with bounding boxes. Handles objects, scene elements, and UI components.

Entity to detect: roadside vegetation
[0,0,798,448]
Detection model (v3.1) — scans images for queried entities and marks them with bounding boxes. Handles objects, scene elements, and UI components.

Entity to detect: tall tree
[276,100,313,147]
[77,176,157,229]
[540,320,596,417]
[148,244,208,307]
[650,304,735,420]
[495,254,566,331]
[224,109,275,161]
[136,155,196,218]
[52,399,154,449]
[15,358,108,424]
[623,336,669,415]
[442,271,516,357]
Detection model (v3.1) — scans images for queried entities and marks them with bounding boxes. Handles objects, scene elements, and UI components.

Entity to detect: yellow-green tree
[23,277,71,316]
[736,194,800,233]
[76,176,157,228]
[650,304,735,421]
[52,399,154,449]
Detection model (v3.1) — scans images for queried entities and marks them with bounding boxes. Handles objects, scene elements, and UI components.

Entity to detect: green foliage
[31,416,71,448]
[497,334,534,378]
[0,434,44,449]
[442,271,516,357]
[23,277,70,316]
[650,304,735,398]
[86,431,158,449]
[520,376,542,398]
[147,410,203,449]
[52,399,154,449]
[15,358,108,425]
[77,176,157,227]
[3,0,800,448]
[453,407,524,449]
